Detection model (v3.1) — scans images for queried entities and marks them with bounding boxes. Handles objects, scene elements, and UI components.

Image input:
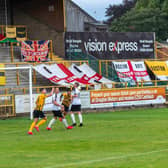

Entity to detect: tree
[135,0,150,9]
[109,0,168,41]
[105,0,137,24]
[162,0,168,11]
[135,0,165,9]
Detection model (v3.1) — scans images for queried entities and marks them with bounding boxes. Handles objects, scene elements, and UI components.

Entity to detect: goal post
[0,66,33,120]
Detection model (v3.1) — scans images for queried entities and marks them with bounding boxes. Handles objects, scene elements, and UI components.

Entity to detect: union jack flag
[21,40,50,62]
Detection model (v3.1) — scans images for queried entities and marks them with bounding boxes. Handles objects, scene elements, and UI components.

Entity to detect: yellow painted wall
[0,64,6,85]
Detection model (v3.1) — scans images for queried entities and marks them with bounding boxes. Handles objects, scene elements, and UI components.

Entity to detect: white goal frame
[0,66,33,119]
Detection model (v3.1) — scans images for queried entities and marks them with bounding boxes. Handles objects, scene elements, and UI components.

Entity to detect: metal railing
[66,52,100,73]
[0,25,27,37]
[0,40,54,62]
[0,94,15,117]
[0,81,168,118]
[0,60,89,87]
[0,79,168,94]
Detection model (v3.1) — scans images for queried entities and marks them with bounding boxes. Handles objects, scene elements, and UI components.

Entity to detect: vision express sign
[65,32,155,59]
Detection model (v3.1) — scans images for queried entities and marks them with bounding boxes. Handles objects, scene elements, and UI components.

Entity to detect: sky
[72,0,123,21]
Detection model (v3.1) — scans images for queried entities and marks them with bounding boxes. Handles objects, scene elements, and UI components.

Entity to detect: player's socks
[62,118,68,127]
[36,119,46,127]
[29,121,36,132]
[59,118,62,122]
[34,126,40,132]
[78,113,83,124]
[47,118,56,129]
[70,113,76,125]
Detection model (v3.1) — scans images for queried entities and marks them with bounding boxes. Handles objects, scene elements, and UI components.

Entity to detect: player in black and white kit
[70,82,83,127]
[46,88,73,130]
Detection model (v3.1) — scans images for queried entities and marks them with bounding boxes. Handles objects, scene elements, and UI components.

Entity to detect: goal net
[0,65,33,119]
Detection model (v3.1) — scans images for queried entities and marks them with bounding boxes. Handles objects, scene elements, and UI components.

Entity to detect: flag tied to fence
[21,40,50,62]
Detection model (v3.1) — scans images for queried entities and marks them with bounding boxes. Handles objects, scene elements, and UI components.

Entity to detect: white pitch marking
[44,148,168,168]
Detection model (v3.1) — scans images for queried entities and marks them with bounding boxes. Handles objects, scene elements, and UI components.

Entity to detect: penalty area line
[44,148,168,168]
[1,130,23,135]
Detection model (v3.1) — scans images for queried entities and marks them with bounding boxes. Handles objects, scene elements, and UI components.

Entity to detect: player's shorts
[71,105,81,112]
[62,104,70,113]
[33,110,46,118]
[52,110,64,118]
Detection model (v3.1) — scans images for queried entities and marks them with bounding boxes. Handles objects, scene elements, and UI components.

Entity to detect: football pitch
[1,108,168,168]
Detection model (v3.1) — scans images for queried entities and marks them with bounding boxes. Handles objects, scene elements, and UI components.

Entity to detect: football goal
[0,65,33,119]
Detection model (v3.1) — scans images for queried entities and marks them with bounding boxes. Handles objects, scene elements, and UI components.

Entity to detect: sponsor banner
[113,61,136,85]
[145,61,168,80]
[15,94,38,114]
[80,91,91,108]
[16,27,27,41]
[6,27,16,38]
[65,32,155,59]
[15,91,90,113]
[21,40,50,62]
[166,61,168,67]
[15,88,165,114]
[90,87,166,108]
[131,61,151,84]
[43,91,91,110]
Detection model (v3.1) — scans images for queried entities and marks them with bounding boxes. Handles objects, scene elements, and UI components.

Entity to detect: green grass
[1,108,168,168]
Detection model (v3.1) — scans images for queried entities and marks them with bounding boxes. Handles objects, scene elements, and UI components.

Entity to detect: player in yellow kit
[57,88,72,122]
[62,88,72,116]
[28,88,54,135]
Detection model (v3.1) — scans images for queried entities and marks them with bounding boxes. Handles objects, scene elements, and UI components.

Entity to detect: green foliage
[162,0,168,11]
[105,0,137,24]
[136,0,165,9]
[135,0,150,9]
[109,0,168,41]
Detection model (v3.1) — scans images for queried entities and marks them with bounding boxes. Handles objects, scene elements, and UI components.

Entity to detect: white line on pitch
[44,148,168,168]
[1,130,23,135]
